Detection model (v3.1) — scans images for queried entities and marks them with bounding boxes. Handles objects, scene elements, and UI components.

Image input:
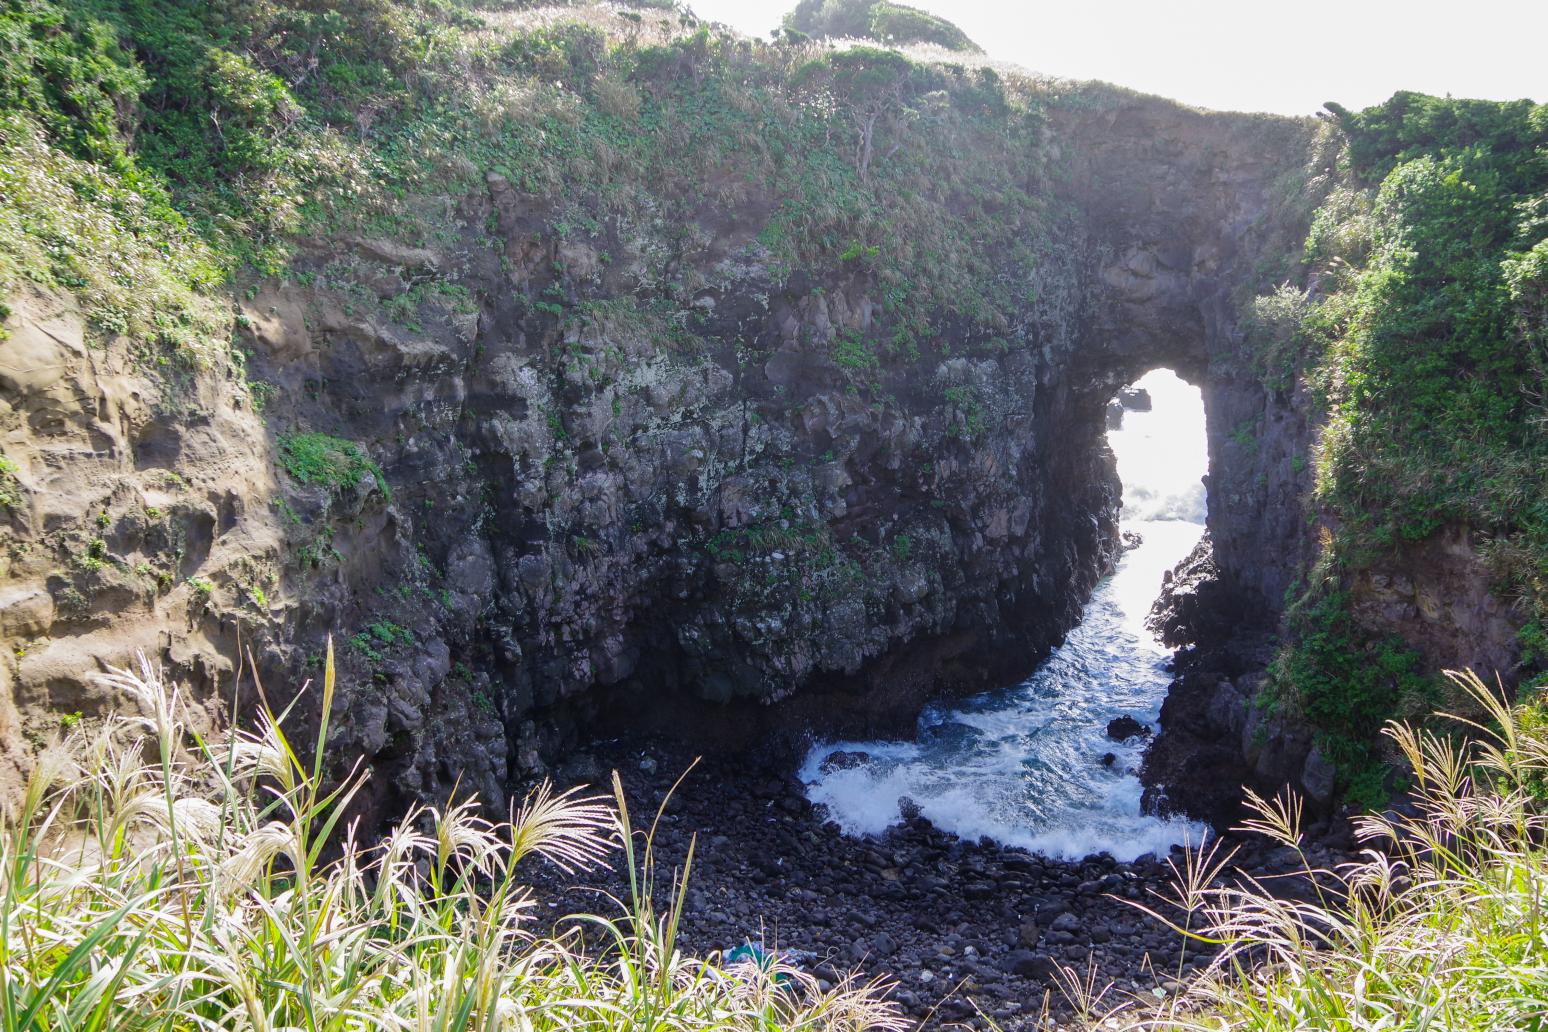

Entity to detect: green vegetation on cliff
[1259,91,1548,803]
[781,0,981,52]
[278,431,390,500]
[1314,94,1547,570]
[0,0,1044,376]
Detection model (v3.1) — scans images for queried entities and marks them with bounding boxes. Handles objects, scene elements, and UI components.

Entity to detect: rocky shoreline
[523,737,1352,1029]
[1140,535,1343,830]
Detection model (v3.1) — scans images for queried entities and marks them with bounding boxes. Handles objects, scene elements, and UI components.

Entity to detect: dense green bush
[1327,90,1546,186]
[782,0,979,52]
[0,0,147,164]
[1265,92,1548,798]
[783,0,875,39]
[0,452,20,510]
[1275,588,1434,808]
[867,3,979,52]
[0,0,486,284]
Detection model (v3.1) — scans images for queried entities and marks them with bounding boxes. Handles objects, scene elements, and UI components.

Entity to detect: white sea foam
[800,369,1211,862]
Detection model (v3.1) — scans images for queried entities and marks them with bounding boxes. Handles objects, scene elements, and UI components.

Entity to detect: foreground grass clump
[0,649,903,1030]
[1107,671,1548,1030]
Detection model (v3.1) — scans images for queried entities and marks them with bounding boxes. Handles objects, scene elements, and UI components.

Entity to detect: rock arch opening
[1105,366,1210,633]
[795,369,1216,859]
[1106,369,1208,530]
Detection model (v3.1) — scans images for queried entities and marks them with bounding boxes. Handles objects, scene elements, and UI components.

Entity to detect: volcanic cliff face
[1043,98,1338,822]
[1048,98,1326,617]
[0,75,1325,821]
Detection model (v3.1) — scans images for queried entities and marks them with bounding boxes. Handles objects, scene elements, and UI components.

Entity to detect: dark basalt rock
[1148,533,1238,649]
[1106,715,1151,742]
[0,84,1330,831]
[1118,386,1152,411]
[523,739,1364,1027]
[819,750,874,773]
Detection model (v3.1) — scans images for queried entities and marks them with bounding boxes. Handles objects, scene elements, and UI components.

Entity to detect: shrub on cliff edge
[1260,91,1548,802]
[782,0,980,52]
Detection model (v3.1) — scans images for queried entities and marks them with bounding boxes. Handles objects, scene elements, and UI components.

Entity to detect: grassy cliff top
[0,0,1304,372]
[781,0,981,52]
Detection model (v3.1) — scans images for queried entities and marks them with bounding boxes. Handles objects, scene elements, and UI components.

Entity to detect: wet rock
[819,750,873,773]
[1106,715,1151,742]
[1148,533,1237,649]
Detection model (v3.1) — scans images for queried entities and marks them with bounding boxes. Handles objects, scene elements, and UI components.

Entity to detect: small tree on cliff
[796,47,930,181]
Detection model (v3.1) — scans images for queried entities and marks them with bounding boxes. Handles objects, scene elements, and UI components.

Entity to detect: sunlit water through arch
[800,369,1212,861]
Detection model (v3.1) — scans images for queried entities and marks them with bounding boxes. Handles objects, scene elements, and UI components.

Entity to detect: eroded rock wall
[1046,97,1336,821]
[253,178,1134,818]
[1047,98,1324,619]
[0,89,1323,821]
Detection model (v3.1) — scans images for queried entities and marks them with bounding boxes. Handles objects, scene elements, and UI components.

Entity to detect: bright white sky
[686,0,1546,115]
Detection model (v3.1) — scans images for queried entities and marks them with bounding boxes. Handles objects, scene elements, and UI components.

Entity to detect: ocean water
[799,370,1212,861]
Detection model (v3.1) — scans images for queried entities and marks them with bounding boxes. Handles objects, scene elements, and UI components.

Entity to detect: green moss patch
[278,432,388,500]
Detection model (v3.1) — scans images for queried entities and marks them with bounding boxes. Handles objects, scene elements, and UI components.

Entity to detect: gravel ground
[520,739,1354,1029]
